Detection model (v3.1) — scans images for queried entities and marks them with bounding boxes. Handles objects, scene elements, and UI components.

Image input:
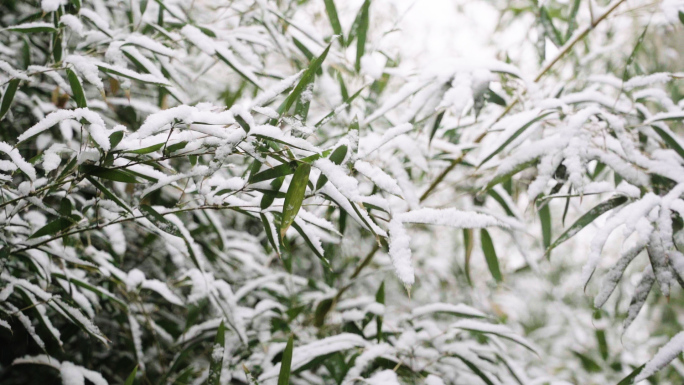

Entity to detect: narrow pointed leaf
[206,320,225,385]
[278,335,294,385]
[281,163,311,237]
[481,229,502,283]
[1,78,20,120]
[546,196,629,255]
[66,68,87,108]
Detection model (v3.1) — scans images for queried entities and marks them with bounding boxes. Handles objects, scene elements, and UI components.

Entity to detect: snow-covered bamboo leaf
[616,364,645,385]
[651,125,684,160]
[479,111,554,167]
[139,205,182,237]
[207,320,225,385]
[316,145,347,190]
[81,165,140,184]
[277,43,332,118]
[6,22,57,33]
[546,196,629,255]
[634,332,684,382]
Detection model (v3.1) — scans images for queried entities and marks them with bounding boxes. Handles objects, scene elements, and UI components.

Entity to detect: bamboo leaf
[479,111,554,167]
[280,163,311,237]
[616,364,645,385]
[278,334,294,385]
[316,145,347,190]
[314,85,367,128]
[139,205,182,237]
[323,0,343,43]
[206,320,225,385]
[540,7,563,47]
[546,196,629,255]
[1,78,20,120]
[126,142,164,154]
[464,228,474,286]
[651,125,684,160]
[429,110,445,146]
[261,176,285,209]
[355,0,371,72]
[539,203,552,257]
[480,229,502,283]
[565,0,581,42]
[484,160,538,191]
[276,42,332,118]
[80,164,140,183]
[86,176,132,213]
[124,365,138,385]
[66,68,87,108]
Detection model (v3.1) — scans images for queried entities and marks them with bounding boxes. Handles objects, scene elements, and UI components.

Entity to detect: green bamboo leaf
[291,220,331,269]
[323,0,343,43]
[479,111,554,167]
[483,159,537,191]
[540,7,563,47]
[277,43,332,118]
[315,145,347,190]
[52,32,62,63]
[539,203,552,257]
[485,89,506,107]
[680,11,684,25]
[314,85,367,128]
[487,189,516,217]
[546,196,629,255]
[565,0,581,42]
[80,164,140,183]
[251,161,299,184]
[139,205,182,237]
[452,354,496,385]
[29,200,74,239]
[1,78,20,120]
[66,68,87,108]
[572,351,601,372]
[280,163,311,237]
[260,213,280,256]
[126,142,164,154]
[251,152,326,184]
[480,229,502,283]
[52,273,128,308]
[278,335,294,385]
[206,320,225,385]
[109,130,124,149]
[596,328,608,361]
[86,176,132,213]
[97,65,169,86]
[314,298,333,327]
[429,111,445,146]
[375,281,384,341]
[261,176,285,210]
[464,229,473,286]
[124,365,138,385]
[355,0,371,72]
[616,364,645,385]
[651,125,684,160]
